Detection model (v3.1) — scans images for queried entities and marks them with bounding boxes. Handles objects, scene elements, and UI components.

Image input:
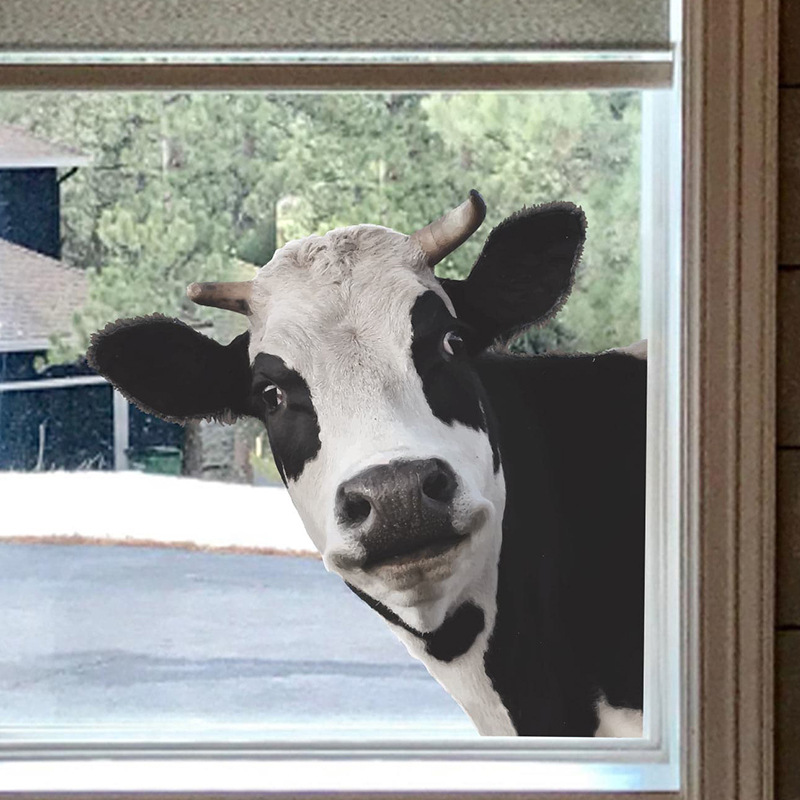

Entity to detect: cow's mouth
[362,533,466,573]
[328,506,489,580]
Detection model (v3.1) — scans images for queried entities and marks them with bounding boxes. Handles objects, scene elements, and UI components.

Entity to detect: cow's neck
[384,536,517,736]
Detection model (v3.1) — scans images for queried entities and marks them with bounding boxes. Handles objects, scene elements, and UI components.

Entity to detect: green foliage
[421,92,641,353]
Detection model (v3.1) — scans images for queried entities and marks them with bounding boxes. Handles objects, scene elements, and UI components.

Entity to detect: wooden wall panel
[778,270,800,444]
[781,0,800,84]
[780,9,798,800]
[779,450,800,625]
[777,632,800,800]
[779,90,800,264]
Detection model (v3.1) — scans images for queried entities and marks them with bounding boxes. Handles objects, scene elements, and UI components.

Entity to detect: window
[0,0,778,795]
[0,88,649,746]
[0,81,678,789]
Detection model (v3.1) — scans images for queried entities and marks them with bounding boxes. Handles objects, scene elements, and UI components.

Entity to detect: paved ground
[0,543,475,742]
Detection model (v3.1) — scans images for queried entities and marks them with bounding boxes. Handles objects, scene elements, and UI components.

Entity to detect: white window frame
[0,0,777,794]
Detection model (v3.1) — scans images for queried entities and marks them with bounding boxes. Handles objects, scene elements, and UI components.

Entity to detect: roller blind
[0,0,669,53]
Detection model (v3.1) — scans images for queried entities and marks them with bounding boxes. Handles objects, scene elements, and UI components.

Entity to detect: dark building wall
[129,406,183,452]
[0,168,60,258]
[0,351,183,471]
[0,379,113,470]
[0,350,43,382]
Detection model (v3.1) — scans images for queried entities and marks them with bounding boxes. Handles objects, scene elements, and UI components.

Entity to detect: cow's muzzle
[332,458,463,571]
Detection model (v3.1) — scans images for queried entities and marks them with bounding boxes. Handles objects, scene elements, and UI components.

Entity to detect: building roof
[0,124,90,169]
[0,238,88,351]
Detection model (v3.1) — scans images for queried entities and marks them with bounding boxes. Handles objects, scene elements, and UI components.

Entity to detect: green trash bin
[132,446,183,476]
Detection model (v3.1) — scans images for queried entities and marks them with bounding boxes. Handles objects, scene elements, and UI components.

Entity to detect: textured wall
[0,0,669,51]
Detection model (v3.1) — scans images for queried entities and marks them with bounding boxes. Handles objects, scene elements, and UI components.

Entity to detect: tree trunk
[182,420,204,477]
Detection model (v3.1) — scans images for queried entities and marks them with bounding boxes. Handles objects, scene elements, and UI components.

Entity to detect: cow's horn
[186,281,253,315]
[411,190,486,267]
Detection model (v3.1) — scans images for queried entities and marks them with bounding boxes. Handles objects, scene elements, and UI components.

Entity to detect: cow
[87,192,646,737]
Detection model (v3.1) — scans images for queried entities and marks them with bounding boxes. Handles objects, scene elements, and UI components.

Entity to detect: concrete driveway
[0,543,475,742]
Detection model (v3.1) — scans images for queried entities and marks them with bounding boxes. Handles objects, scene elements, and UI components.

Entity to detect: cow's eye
[262,384,286,413]
[442,330,465,358]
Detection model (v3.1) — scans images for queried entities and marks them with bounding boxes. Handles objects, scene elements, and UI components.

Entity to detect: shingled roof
[0,238,87,351]
[0,123,90,169]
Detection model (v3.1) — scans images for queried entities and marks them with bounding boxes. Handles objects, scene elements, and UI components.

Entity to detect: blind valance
[0,0,669,53]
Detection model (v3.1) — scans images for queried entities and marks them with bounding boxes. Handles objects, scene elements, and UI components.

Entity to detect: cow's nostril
[341,494,372,526]
[336,458,457,538]
[422,461,457,505]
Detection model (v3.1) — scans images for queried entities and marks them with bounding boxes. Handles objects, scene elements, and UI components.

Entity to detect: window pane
[0,91,642,741]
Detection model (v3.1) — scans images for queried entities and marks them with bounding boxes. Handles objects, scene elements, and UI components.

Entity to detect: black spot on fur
[410,291,487,433]
[251,353,321,483]
[410,291,501,472]
[476,350,646,735]
[425,602,485,661]
[86,315,252,425]
[346,584,484,663]
[482,389,502,474]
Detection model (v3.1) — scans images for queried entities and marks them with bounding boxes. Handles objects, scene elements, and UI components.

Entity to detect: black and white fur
[87,201,646,737]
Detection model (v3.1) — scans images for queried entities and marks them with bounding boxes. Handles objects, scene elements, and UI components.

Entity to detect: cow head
[88,193,585,636]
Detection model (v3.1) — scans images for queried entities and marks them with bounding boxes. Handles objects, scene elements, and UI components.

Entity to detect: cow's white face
[88,195,585,642]
[247,226,504,632]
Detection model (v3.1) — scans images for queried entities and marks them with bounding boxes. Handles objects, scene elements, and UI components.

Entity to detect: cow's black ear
[440,202,586,350]
[86,314,252,424]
